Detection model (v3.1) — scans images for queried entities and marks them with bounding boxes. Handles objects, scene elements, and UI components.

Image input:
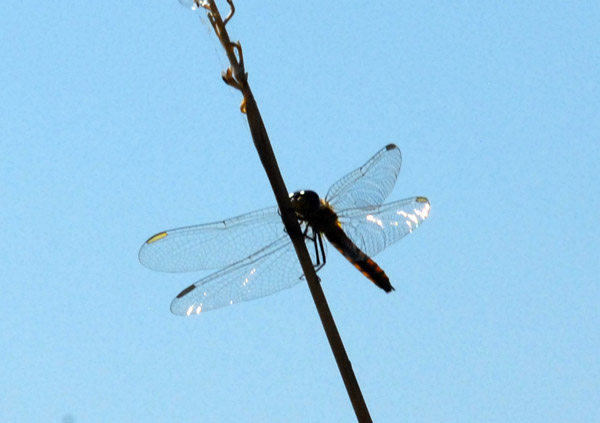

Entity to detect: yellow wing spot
[146,232,167,244]
[416,196,429,203]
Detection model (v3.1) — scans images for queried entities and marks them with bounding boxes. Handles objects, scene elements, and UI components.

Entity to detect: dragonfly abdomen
[324,225,395,293]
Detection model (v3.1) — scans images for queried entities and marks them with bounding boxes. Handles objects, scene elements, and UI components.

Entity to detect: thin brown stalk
[198,1,373,421]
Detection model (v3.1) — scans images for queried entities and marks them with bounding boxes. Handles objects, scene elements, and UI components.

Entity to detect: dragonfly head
[289,190,321,220]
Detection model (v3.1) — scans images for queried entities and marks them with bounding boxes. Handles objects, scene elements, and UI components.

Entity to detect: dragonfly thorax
[289,190,338,231]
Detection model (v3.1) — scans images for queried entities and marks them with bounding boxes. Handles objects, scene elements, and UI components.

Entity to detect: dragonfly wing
[337,197,430,257]
[325,144,402,210]
[139,206,283,272]
[170,227,325,315]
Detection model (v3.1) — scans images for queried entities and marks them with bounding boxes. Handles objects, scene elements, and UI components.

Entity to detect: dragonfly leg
[313,232,326,272]
[300,224,324,271]
[317,232,326,266]
[302,225,317,260]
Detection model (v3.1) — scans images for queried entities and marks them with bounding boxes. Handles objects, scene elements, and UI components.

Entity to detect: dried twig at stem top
[194,0,248,112]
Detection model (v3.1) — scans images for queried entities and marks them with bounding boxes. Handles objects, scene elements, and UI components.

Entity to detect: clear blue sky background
[2,2,598,422]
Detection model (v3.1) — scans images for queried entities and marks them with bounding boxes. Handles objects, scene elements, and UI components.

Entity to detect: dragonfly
[139,144,430,315]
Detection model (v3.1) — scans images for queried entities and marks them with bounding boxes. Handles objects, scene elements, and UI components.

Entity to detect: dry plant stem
[203,1,373,422]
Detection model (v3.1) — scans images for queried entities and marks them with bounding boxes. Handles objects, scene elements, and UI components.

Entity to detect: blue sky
[2,1,598,422]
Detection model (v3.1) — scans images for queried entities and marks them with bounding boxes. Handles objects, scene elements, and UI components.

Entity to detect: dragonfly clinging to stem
[139,144,430,315]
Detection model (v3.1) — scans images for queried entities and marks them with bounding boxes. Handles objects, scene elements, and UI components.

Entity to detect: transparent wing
[337,197,430,257]
[139,206,284,272]
[170,225,326,315]
[325,144,402,210]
